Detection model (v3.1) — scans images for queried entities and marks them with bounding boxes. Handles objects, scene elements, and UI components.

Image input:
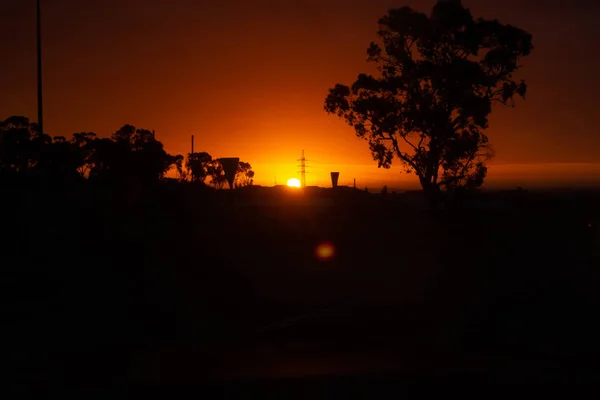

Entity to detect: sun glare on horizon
[287,178,301,188]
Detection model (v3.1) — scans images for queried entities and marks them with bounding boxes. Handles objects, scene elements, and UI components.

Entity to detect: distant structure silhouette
[330,172,340,188]
[220,157,239,189]
[36,0,43,134]
[297,150,308,188]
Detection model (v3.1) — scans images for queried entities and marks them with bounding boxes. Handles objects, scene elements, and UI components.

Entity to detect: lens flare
[315,242,335,261]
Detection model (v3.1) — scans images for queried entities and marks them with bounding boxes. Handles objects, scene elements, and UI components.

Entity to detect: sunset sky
[1,0,599,189]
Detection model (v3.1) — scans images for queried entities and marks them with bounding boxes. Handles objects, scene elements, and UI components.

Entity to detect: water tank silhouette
[219,157,239,189]
[330,172,340,188]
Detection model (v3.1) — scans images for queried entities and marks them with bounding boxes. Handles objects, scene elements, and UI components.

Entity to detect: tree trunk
[420,178,441,212]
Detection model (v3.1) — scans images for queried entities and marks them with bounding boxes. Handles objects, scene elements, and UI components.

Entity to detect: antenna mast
[190,134,194,182]
[36,0,43,134]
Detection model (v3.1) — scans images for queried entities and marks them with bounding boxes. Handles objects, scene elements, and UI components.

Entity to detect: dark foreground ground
[4,183,600,394]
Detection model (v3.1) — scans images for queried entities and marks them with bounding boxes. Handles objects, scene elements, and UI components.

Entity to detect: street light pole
[36,0,43,134]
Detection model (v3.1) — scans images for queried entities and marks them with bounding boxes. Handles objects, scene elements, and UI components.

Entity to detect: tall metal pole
[190,135,194,182]
[36,0,43,134]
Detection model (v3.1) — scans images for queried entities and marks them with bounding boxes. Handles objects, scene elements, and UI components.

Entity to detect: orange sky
[1,0,600,189]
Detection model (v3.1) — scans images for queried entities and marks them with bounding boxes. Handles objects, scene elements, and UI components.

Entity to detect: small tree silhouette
[208,160,227,189]
[70,132,97,177]
[170,154,186,181]
[0,116,50,174]
[186,152,212,184]
[88,125,176,185]
[207,159,255,189]
[235,161,255,188]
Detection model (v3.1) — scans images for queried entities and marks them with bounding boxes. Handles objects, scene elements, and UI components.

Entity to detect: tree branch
[389,134,422,178]
[400,133,419,153]
[491,98,509,105]
[458,151,478,180]
[417,133,425,150]
[438,150,478,186]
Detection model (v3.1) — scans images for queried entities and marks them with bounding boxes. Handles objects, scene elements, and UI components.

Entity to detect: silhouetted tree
[71,132,97,177]
[1,117,101,181]
[235,161,255,188]
[206,159,255,189]
[381,185,388,195]
[0,116,49,175]
[208,159,227,189]
[88,137,119,181]
[325,1,533,208]
[170,154,187,181]
[0,117,191,188]
[0,117,85,182]
[186,152,212,184]
[89,125,176,185]
[33,135,82,180]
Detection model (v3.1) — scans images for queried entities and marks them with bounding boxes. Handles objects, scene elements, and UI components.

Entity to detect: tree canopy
[235,161,255,188]
[187,152,213,184]
[0,118,177,186]
[325,1,533,206]
[184,152,255,188]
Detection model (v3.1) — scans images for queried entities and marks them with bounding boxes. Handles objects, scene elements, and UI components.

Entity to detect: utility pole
[36,0,44,134]
[190,135,194,182]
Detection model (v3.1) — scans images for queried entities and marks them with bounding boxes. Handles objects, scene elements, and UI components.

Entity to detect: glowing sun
[287,178,301,188]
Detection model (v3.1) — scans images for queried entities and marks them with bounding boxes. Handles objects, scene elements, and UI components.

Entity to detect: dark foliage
[0,117,178,187]
[325,1,533,207]
[0,116,256,192]
[187,151,213,184]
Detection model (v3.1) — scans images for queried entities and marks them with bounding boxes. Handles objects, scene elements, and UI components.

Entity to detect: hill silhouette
[3,143,600,391]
